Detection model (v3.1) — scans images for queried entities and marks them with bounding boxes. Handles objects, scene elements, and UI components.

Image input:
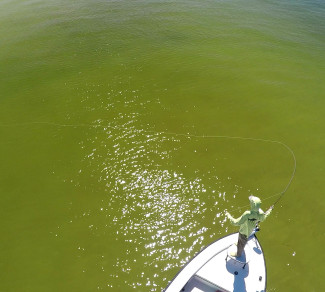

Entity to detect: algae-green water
[0,0,324,291]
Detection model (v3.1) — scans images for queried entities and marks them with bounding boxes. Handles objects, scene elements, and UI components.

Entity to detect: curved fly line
[0,121,296,208]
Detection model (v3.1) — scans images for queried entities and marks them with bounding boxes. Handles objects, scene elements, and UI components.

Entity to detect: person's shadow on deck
[226,250,249,292]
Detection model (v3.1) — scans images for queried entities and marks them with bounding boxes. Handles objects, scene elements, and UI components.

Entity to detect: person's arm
[259,205,273,222]
[225,211,249,226]
[265,205,273,218]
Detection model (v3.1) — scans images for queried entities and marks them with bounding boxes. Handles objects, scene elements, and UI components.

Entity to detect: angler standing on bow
[225,196,273,257]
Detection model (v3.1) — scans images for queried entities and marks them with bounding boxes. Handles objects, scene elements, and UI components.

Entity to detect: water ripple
[60,83,269,290]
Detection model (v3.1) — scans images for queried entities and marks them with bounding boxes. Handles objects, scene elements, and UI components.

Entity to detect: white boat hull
[164,232,266,292]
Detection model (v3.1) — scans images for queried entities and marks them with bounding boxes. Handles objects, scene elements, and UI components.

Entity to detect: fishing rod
[158,133,297,209]
[270,142,296,207]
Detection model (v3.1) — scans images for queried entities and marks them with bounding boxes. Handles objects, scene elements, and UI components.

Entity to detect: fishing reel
[255,222,261,232]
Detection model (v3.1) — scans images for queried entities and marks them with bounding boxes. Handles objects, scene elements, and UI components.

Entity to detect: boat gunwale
[163,232,267,292]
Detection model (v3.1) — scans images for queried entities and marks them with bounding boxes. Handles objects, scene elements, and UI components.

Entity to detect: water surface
[0,0,324,291]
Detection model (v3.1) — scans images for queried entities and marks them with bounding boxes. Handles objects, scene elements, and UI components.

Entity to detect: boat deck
[165,233,266,292]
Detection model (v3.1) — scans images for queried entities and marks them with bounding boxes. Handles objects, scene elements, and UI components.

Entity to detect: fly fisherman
[225,196,273,257]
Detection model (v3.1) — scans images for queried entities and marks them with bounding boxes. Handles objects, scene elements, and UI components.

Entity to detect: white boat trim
[164,232,266,292]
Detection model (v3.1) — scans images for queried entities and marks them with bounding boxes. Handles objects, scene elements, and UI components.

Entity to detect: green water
[1,0,325,291]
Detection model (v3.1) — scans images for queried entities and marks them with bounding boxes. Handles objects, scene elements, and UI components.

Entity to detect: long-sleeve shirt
[226,208,272,237]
